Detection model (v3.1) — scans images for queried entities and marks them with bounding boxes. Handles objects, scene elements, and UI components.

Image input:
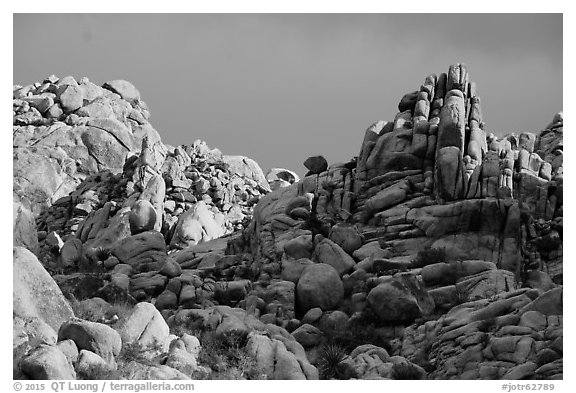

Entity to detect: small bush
[325,314,391,353]
[77,340,166,380]
[192,330,265,380]
[318,343,347,380]
[411,247,447,268]
[391,362,424,380]
[69,298,103,322]
[108,301,134,321]
[70,298,133,324]
[219,330,249,349]
[119,340,166,366]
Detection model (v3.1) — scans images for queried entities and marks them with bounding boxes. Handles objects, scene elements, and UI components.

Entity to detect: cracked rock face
[249,63,562,284]
[13,75,160,215]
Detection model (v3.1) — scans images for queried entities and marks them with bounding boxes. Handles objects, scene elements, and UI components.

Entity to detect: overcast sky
[13,14,562,175]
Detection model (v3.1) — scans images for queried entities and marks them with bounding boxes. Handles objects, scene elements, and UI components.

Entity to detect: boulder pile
[13,76,159,215]
[13,65,562,380]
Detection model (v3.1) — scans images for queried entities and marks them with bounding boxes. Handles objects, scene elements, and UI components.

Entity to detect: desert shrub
[319,310,392,354]
[76,340,166,380]
[77,256,106,275]
[391,362,424,380]
[318,343,347,380]
[69,298,103,322]
[118,340,167,366]
[46,265,74,276]
[191,330,265,380]
[330,325,389,352]
[411,247,447,268]
[219,330,249,349]
[170,311,208,337]
[214,287,242,307]
[108,301,134,320]
[70,298,133,324]
[67,253,82,269]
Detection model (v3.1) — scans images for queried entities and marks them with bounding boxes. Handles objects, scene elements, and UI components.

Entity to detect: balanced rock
[303,155,328,175]
[129,199,157,235]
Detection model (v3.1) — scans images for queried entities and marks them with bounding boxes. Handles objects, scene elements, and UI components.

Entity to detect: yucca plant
[318,343,347,380]
[94,246,112,262]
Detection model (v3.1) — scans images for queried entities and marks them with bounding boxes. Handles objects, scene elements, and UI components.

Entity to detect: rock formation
[13,65,562,380]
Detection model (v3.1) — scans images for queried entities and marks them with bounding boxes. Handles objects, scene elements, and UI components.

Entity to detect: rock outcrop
[13,247,74,332]
[401,287,563,379]
[239,64,561,379]
[13,76,160,215]
[13,66,562,380]
[248,63,562,288]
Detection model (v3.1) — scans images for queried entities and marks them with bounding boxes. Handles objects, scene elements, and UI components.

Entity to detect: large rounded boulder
[296,263,343,313]
[129,199,157,235]
[303,155,328,175]
[367,279,423,323]
[13,247,74,332]
[58,319,122,363]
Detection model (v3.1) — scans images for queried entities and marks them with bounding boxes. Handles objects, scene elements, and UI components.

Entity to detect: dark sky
[13,14,562,176]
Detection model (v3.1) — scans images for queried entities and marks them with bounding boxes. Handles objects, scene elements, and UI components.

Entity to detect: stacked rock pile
[34,138,270,266]
[13,75,159,216]
[14,246,319,380]
[13,65,563,381]
[401,287,562,379]
[248,64,563,282]
[228,64,562,379]
[12,75,272,271]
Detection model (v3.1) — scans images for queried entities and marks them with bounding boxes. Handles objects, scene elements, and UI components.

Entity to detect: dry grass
[191,330,265,380]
